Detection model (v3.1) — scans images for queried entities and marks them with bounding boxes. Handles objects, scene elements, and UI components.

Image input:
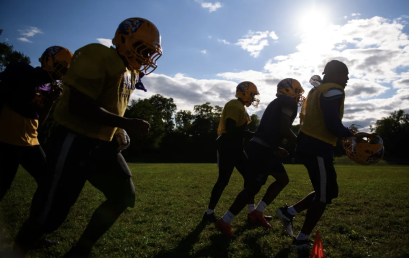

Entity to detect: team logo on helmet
[343,132,384,165]
[118,19,144,35]
[44,46,62,57]
[237,82,250,93]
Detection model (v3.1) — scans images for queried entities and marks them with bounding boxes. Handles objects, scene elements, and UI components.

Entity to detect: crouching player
[215,78,305,235]
[276,60,354,250]
[12,17,162,258]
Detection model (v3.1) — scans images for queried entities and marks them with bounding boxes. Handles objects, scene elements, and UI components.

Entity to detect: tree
[0,29,31,71]
[370,109,409,160]
[149,94,177,133]
[175,110,194,134]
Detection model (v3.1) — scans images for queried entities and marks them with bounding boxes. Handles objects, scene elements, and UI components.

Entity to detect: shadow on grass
[153,220,208,258]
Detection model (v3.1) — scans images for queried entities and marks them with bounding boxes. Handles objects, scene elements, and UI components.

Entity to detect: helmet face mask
[343,132,384,165]
[39,46,72,85]
[236,81,260,108]
[113,18,162,74]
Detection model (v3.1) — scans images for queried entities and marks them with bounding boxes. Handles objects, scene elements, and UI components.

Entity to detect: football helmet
[277,78,305,107]
[112,17,162,74]
[235,81,260,107]
[343,132,384,165]
[39,46,73,84]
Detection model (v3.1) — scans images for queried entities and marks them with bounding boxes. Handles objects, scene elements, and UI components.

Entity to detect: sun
[298,7,329,36]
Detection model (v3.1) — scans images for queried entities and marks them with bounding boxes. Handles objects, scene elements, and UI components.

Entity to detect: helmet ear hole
[121,35,126,44]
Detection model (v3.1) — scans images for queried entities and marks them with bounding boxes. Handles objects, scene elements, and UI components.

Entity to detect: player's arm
[38,85,63,126]
[225,118,254,138]
[278,103,297,144]
[68,87,149,136]
[320,89,354,138]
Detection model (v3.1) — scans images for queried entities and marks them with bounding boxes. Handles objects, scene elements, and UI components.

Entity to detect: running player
[215,78,305,236]
[203,82,268,223]
[12,17,162,258]
[276,60,354,250]
[0,46,72,202]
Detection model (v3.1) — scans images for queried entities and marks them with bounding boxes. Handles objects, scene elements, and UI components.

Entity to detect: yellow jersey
[217,99,251,136]
[54,44,138,141]
[0,104,39,146]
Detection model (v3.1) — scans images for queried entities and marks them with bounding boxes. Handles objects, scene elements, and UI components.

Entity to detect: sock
[256,200,268,213]
[206,208,215,215]
[248,204,256,214]
[296,232,310,241]
[221,210,235,224]
[287,206,297,216]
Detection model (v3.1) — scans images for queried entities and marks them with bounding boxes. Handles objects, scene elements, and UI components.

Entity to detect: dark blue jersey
[254,95,297,149]
[0,62,52,119]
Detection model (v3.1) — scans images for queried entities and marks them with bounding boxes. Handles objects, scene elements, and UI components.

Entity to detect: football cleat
[247,214,273,221]
[248,210,271,228]
[202,212,217,223]
[276,205,295,237]
[292,238,313,250]
[215,219,234,236]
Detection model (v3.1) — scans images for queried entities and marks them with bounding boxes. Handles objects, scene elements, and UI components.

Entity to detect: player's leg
[234,150,256,213]
[215,142,268,235]
[19,145,47,185]
[0,142,21,201]
[257,157,288,208]
[293,155,338,249]
[13,127,94,256]
[66,145,135,256]
[204,148,236,222]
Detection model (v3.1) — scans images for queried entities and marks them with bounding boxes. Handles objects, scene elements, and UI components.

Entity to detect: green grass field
[1,163,409,258]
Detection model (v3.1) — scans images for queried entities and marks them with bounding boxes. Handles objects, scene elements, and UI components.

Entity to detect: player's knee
[216,178,230,188]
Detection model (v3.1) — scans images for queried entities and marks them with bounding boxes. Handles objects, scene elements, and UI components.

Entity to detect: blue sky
[1,0,409,128]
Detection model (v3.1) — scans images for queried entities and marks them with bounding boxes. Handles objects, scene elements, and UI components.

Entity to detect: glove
[115,128,130,151]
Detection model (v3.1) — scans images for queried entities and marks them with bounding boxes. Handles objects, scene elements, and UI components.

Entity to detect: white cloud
[18,27,42,37]
[351,13,361,17]
[208,35,212,39]
[131,73,236,111]
[96,38,113,48]
[214,16,409,127]
[218,39,230,45]
[201,50,207,54]
[196,0,222,12]
[344,16,348,19]
[5,38,9,41]
[235,30,279,57]
[17,37,32,43]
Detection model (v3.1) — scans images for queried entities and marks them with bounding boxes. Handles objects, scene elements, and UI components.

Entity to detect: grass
[1,163,409,258]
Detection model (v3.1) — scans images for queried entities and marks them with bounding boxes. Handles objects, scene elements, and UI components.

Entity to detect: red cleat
[248,210,272,228]
[215,219,234,236]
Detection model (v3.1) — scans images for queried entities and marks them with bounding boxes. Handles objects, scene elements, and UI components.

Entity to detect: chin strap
[135,72,147,92]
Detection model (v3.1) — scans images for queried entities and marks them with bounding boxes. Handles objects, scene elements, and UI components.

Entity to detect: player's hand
[125,118,150,136]
[276,147,289,159]
[115,128,131,151]
[48,84,63,102]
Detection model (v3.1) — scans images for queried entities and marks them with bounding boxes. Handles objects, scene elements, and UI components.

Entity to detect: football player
[276,60,354,250]
[203,82,270,223]
[0,46,72,202]
[12,18,162,258]
[215,78,304,236]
